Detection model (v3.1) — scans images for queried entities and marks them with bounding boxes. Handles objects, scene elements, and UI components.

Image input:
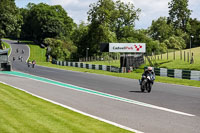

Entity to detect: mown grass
[27,43,200,87]
[17,40,46,62]
[28,44,46,62]
[145,47,200,70]
[2,41,11,55]
[0,82,133,133]
[84,47,200,70]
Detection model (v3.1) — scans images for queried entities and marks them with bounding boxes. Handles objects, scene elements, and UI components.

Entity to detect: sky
[15,0,200,29]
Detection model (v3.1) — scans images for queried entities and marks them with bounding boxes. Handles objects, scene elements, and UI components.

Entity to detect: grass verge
[38,62,200,88]
[145,47,200,70]
[0,82,133,133]
[2,41,11,55]
[28,44,46,62]
[84,47,200,70]
[26,42,200,87]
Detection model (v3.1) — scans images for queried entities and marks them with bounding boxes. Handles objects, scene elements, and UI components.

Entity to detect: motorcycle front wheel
[147,82,152,93]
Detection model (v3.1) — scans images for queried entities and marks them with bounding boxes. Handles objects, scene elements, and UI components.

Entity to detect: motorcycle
[140,73,154,93]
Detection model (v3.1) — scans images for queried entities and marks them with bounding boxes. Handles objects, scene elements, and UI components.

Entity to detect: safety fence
[52,60,200,81]
[146,67,200,81]
[52,60,122,73]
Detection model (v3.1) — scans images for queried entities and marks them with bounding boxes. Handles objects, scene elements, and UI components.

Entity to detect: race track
[1,39,200,133]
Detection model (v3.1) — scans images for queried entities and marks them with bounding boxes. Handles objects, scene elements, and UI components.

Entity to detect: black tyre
[147,83,152,93]
[140,85,145,92]
[141,81,145,92]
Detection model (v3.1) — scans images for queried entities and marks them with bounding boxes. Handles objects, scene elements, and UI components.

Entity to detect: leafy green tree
[159,42,168,53]
[163,36,186,49]
[168,0,191,31]
[149,17,173,42]
[0,0,22,48]
[87,0,117,55]
[88,0,116,25]
[87,22,117,55]
[21,3,74,43]
[71,22,88,48]
[71,22,90,58]
[85,0,140,56]
[112,0,141,40]
[187,18,200,47]
[44,38,77,60]
[19,8,30,39]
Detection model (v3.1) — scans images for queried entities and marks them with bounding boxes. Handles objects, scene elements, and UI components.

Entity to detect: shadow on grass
[153,60,173,67]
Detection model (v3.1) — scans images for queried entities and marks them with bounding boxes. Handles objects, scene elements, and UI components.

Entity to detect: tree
[19,8,30,39]
[112,0,141,40]
[187,18,200,47]
[168,0,191,31]
[71,22,88,47]
[87,22,117,55]
[0,0,22,48]
[87,0,117,55]
[163,36,186,49]
[149,17,173,42]
[44,38,77,60]
[85,0,140,56]
[71,22,90,58]
[88,0,116,25]
[21,3,74,43]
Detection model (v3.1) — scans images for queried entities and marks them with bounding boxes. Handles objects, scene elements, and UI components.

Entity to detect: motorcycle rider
[139,67,155,85]
[27,60,31,67]
[32,60,36,68]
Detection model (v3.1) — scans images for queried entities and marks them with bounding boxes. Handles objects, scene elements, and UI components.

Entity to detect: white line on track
[0,71,195,117]
[0,81,144,133]
[26,45,30,62]
[38,64,200,89]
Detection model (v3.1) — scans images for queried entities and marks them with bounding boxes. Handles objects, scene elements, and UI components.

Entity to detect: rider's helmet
[147,67,152,72]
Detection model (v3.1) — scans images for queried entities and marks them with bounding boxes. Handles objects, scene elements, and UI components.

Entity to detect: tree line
[0,0,200,61]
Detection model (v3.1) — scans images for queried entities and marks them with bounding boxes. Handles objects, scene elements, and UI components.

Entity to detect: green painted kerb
[0,71,154,107]
[0,71,195,116]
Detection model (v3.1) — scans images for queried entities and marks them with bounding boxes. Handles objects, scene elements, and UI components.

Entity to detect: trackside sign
[109,43,146,53]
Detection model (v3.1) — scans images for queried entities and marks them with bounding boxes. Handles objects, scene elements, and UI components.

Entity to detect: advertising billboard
[109,43,146,53]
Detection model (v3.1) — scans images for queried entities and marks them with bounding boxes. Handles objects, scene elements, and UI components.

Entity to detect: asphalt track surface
[1,40,200,133]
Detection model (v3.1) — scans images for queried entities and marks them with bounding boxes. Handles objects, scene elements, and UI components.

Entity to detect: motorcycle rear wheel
[140,85,145,92]
[141,81,146,92]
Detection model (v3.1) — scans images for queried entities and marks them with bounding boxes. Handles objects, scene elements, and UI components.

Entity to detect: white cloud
[118,0,134,3]
[49,0,91,23]
[188,0,200,19]
[133,0,170,29]
[50,0,79,7]
[16,0,200,29]
[134,0,200,29]
[135,0,170,14]
[50,0,92,7]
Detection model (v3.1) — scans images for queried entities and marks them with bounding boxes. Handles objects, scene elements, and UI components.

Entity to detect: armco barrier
[53,61,122,73]
[154,68,160,76]
[167,69,174,78]
[182,70,191,80]
[52,61,200,81]
[191,71,200,81]
[145,67,200,81]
